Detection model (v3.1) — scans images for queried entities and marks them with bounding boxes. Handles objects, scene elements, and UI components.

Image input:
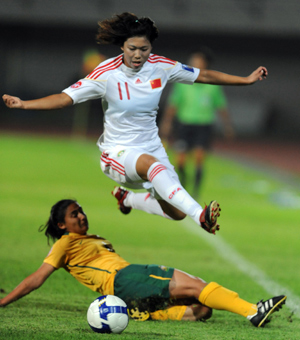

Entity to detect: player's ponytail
[96,12,159,46]
[39,199,77,245]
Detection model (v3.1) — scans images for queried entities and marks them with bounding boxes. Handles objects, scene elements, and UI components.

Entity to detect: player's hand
[247,66,268,84]
[2,94,24,109]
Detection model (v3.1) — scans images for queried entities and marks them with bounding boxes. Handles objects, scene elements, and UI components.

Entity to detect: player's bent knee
[158,200,186,220]
[163,208,186,220]
[181,304,212,321]
[136,154,159,180]
[193,305,213,321]
[173,211,186,220]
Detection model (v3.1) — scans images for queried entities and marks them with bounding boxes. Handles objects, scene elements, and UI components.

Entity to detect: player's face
[58,202,89,235]
[121,36,152,70]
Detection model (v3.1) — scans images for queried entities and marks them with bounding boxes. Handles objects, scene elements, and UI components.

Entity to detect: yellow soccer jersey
[44,233,130,295]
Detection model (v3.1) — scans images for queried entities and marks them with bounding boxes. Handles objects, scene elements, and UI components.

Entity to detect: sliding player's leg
[169,269,287,327]
[150,303,212,321]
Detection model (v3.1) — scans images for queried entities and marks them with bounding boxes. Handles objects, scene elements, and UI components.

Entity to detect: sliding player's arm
[0,263,56,307]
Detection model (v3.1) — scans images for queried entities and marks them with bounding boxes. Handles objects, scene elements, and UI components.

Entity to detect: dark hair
[96,12,159,46]
[39,199,77,245]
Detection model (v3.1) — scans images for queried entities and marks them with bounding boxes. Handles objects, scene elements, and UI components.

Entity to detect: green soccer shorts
[114,264,175,315]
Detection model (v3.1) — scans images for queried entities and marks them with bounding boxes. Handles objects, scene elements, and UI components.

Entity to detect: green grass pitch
[0,133,299,339]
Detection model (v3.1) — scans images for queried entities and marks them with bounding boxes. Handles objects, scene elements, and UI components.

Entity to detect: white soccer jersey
[63,53,200,152]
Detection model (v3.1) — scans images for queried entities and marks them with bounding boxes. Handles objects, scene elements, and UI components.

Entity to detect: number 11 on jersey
[118,82,130,100]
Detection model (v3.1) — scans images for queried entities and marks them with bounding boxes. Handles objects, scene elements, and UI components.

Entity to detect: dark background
[1,0,300,142]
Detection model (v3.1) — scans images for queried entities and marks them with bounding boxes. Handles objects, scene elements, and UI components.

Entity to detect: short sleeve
[167,62,200,85]
[62,78,106,105]
[43,241,66,269]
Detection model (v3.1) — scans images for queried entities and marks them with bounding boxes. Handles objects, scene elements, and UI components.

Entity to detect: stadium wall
[0,1,299,140]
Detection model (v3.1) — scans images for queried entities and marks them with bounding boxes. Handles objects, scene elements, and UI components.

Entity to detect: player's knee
[136,154,159,180]
[172,211,186,220]
[158,201,186,220]
[181,304,213,321]
[193,305,213,321]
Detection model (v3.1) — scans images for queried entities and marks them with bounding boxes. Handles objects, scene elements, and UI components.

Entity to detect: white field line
[182,218,300,317]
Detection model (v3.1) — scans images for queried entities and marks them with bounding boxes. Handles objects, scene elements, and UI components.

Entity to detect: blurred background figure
[160,47,234,200]
[81,50,107,77]
[72,50,107,138]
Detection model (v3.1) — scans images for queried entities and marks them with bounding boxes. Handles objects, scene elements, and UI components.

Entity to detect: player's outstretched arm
[195,66,268,85]
[0,263,55,307]
[2,93,73,110]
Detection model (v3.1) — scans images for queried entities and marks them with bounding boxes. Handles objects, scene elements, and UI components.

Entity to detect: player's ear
[58,222,66,230]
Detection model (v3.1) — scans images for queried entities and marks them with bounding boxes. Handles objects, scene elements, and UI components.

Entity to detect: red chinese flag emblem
[150,78,162,89]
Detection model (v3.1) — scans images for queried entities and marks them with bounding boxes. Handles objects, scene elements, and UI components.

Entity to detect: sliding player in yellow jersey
[0,199,286,327]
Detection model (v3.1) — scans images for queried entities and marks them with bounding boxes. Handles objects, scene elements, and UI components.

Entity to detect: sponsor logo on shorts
[159,265,169,271]
[168,187,182,199]
[117,150,125,157]
[71,81,82,88]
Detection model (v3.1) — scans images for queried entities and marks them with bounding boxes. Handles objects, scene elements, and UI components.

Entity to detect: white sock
[125,192,173,219]
[147,162,203,225]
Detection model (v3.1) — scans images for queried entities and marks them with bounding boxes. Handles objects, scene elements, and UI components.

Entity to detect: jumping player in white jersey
[2,12,268,234]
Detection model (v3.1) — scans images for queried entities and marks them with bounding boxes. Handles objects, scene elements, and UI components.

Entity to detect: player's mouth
[132,61,142,68]
[81,220,88,228]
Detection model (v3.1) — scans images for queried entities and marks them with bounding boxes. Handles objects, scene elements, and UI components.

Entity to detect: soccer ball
[87,295,129,334]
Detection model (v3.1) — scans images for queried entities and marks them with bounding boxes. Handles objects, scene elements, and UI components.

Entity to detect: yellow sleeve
[43,239,66,269]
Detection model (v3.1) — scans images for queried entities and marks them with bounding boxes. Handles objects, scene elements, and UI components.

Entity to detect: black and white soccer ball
[87,295,129,334]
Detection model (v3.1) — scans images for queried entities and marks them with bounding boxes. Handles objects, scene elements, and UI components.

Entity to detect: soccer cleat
[248,295,287,328]
[199,200,221,234]
[112,187,132,215]
[128,307,150,321]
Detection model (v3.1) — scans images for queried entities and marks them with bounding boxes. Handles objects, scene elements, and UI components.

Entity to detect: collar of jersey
[62,231,87,237]
[62,232,93,238]
[120,62,144,76]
